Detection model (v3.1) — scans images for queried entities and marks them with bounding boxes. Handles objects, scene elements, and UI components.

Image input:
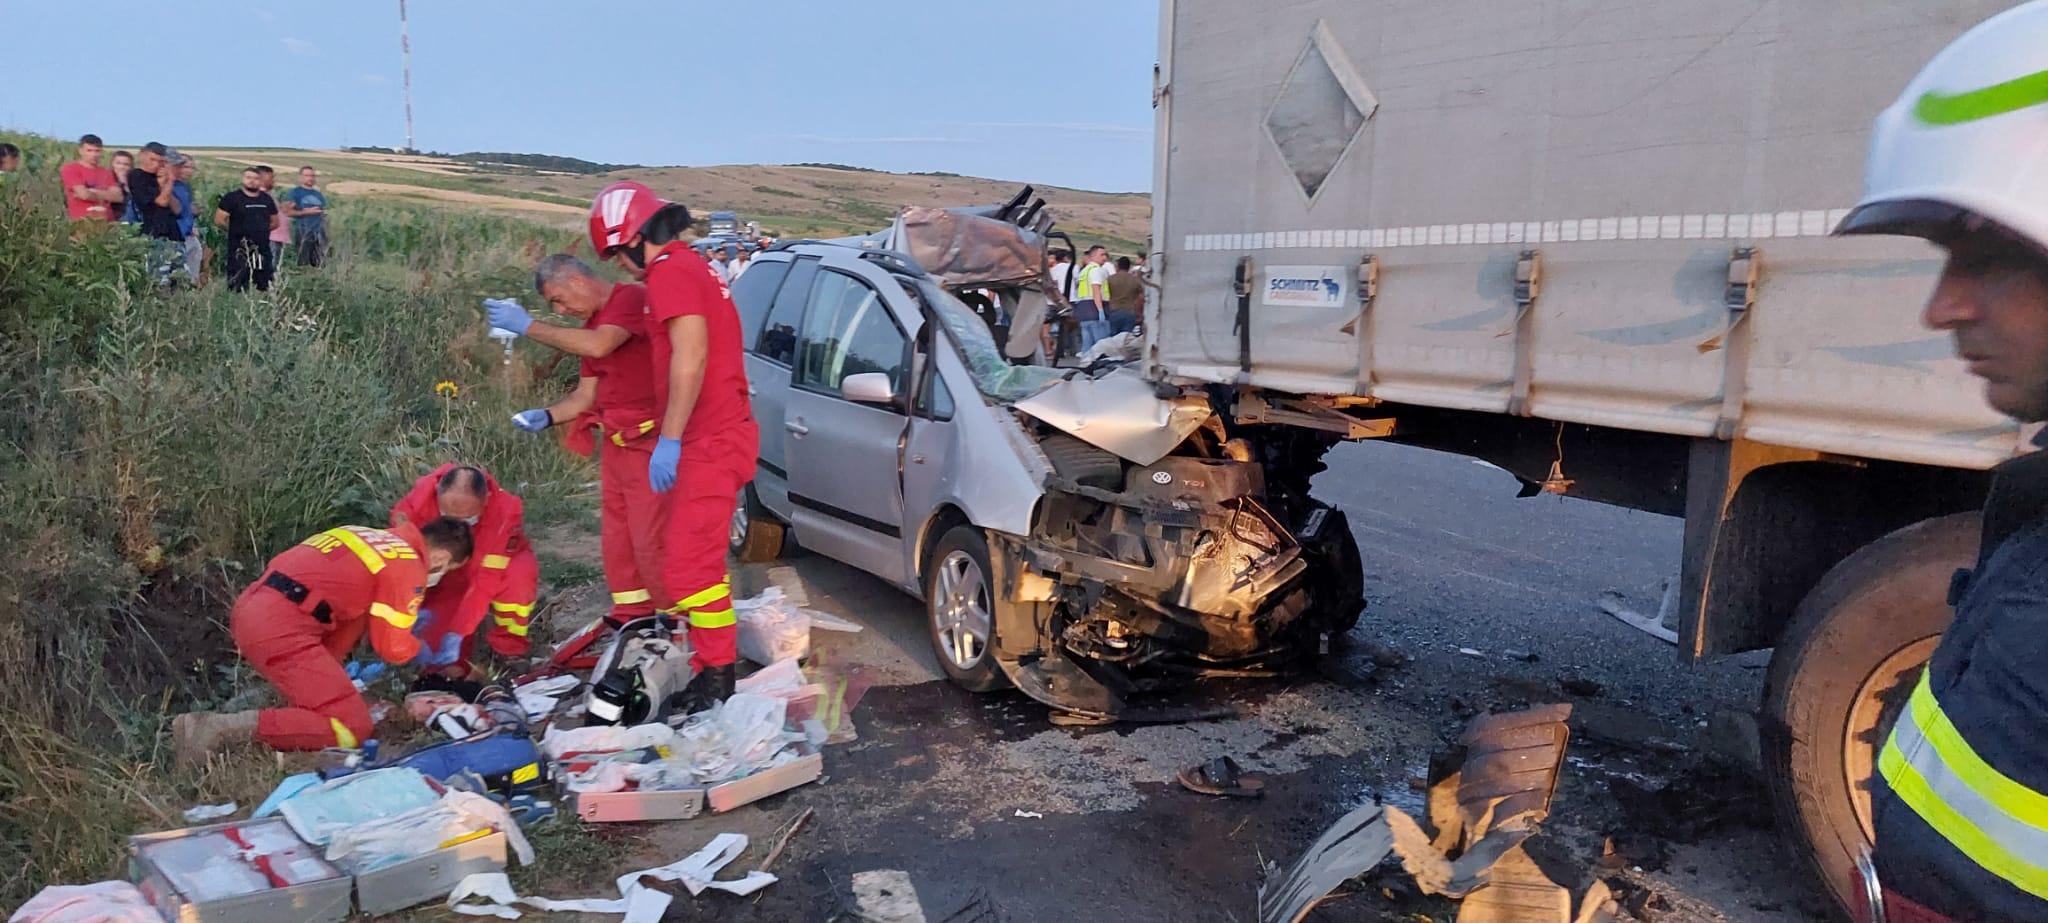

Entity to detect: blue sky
[0,1,1159,192]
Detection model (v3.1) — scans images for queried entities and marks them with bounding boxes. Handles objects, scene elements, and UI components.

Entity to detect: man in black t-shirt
[128,142,187,286]
[214,167,280,292]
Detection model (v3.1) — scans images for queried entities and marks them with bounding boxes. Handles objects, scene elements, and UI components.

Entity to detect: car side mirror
[841,371,896,405]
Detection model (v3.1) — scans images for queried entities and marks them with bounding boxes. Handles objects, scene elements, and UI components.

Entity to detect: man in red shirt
[588,181,760,708]
[389,464,540,666]
[485,254,668,626]
[171,519,473,764]
[59,134,122,222]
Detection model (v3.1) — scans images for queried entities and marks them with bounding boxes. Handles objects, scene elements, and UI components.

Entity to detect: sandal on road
[1178,756,1266,798]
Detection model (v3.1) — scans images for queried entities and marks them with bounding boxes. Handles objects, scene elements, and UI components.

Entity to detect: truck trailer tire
[1762,512,1975,917]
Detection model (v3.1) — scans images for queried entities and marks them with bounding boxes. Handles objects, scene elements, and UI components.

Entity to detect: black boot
[680,663,736,715]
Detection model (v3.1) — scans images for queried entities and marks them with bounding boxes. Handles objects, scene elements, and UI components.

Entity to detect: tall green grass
[0,131,595,902]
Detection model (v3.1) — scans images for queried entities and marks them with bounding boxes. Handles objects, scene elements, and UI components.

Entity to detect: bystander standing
[1106,256,1143,337]
[214,167,279,292]
[59,134,121,222]
[728,243,750,281]
[1071,245,1113,350]
[0,143,20,182]
[281,166,328,266]
[173,155,201,284]
[113,151,138,223]
[128,143,186,284]
[256,166,289,274]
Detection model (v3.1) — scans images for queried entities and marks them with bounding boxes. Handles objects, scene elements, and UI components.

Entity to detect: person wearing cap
[128,143,186,286]
[581,181,760,711]
[1834,4,2048,920]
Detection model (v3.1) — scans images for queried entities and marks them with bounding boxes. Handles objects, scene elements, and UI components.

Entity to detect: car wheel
[925,526,1009,693]
[729,484,786,563]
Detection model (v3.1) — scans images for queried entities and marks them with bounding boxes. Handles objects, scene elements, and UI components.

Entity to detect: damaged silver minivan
[726,198,1364,720]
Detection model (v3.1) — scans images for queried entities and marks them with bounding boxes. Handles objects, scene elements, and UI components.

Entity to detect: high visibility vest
[1881,671,2048,899]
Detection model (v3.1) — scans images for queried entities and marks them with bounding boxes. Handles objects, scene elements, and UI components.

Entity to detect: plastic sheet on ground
[540,722,677,760]
[252,772,321,818]
[9,881,164,923]
[672,693,798,784]
[279,767,441,846]
[734,588,810,665]
[326,791,532,872]
[447,832,774,920]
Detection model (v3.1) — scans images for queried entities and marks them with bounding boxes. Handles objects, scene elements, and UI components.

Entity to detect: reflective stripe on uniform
[610,419,657,446]
[330,718,359,750]
[369,602,416,630]
[675,581,730,611]
[611,588,651,605]
[687,607,737,629]
[317,527,389,574]
[482,554,511,570]
[1879,673,2048,898]
[492,601,533,637]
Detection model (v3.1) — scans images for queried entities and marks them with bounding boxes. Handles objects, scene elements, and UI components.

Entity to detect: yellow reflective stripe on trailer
[1878,674,2048,899]
[368,602,416,630]
[482,554,511,570]
[611,588,652,605]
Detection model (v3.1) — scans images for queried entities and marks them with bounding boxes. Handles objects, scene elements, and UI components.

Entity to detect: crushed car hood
[1011,367,1214,465]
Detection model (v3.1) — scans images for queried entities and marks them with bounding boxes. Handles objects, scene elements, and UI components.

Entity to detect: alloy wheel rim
[933,550,991,669]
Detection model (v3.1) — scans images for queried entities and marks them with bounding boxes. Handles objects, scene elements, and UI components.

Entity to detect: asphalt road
[561,440,1832,922]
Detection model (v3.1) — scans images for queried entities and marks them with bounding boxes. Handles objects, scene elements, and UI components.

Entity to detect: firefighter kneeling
[172,518,473,765]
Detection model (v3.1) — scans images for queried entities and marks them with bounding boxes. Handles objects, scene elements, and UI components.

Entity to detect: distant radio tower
[399,0,415,153]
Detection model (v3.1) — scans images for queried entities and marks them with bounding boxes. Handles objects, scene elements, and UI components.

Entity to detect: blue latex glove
[511,408,552,433]
[649,437,681,493]
[425,632,464,667]
[346,660,388,683]
[483,298,533,336]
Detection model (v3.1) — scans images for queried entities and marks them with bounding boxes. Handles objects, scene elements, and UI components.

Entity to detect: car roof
[762,240,930,281]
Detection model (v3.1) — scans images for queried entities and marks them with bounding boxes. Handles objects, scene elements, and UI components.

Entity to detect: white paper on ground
[512,674,581,721]
[445,833,772,920]
[182,802,238,822]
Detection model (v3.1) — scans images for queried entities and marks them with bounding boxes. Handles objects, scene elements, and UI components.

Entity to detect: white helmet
[1837,1,2048,249]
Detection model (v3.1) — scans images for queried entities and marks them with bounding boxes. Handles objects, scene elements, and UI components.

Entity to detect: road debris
[1013,809,1045,819]
[1260,705,1575,923]
[851,869,928,923]
[756,807,814,874]
[1177,756,1267,799]
[448,832,776,920]
[1596,585,1678,645]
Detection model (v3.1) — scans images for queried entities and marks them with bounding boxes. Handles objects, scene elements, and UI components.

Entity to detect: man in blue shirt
[172,154,199,284]
[281,166,328,267]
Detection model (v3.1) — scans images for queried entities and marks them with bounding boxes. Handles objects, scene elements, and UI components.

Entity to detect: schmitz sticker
[1261,266,1347,308]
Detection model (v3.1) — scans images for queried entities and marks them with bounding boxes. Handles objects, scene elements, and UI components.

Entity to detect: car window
[755,258,815,366]
[729,257,793,351]
[909,278,1064,402]
[796,270,907,398]
[917,362,955,420]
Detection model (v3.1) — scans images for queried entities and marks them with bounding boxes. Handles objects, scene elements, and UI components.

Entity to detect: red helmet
[588,181,667,255]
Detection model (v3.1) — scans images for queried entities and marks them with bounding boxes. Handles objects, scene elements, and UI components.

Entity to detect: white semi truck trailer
[1146,1,2021,913]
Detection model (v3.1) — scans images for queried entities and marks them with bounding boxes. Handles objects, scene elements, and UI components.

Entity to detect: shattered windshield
[912,279,1065,404]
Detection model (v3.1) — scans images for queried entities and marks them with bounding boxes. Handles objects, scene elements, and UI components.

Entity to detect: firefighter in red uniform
[171,518,474,764]
[483,254,667,625]
[589,181,759,708]
[389,464,540,665]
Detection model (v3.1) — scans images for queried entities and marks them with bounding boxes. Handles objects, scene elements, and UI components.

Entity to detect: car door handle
[912,454,927,464]
[785,420,809,436]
